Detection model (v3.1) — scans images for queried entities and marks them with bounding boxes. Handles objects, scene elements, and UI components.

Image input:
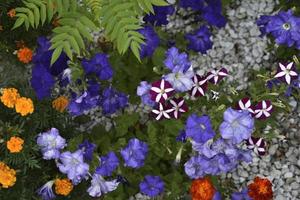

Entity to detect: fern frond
[85,0,102,19]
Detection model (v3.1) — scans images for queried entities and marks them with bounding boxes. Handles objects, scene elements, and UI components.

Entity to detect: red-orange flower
[17,47,33,64]
[7,9,16,18]
[248,177,273,200]
[190,177,216,200]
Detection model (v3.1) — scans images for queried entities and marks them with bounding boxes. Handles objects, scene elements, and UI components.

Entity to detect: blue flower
[184,155,209,179]
[36,128,66,160]
[96,151,119,176]
[78,140,97,162]
[87,174,119,197]
[164,47,191,73]
[179,0,204,11]
[185,25,213,54]
[137,81,155,106]
[176,130,187,143]
[219,108,254,144]
[185,114,216,143]
[120,138,148,168]
[256,15,272,35]
[144,5,175,26]
[82,53,113,80]
[231,188,252,200]
[37,180,56,200]
[202,0,226,28]
[164,70,194,92]
[68,91,100,116]
[138,26,160,58]
[100,87,128,115]
[57,150,89,185]
[139,175,164,197]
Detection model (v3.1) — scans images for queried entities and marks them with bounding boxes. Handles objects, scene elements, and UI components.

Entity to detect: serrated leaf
[63,42,73,60]
[62,0,70,12]
[40,4,47,25]
[130,41,141,61]
[50,46,63,65]
[12,17,25,30]
[76,21,93,41]
[151,0,169,6]
[79,16,98,31]
[68,36,80,55]
[47,0,54,22]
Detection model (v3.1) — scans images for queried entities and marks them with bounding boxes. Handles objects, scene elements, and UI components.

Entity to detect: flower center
[282,23,291,30]
[160,89,165,94]
[200,124,206,131]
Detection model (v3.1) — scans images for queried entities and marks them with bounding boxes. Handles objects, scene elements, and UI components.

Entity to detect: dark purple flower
[143,5,175,26]
[185,114,216,143]
[139,175,164,197]
[168,97,188,119]
[96,151,119,176]
[137,81,155,106]
[100,87,128,115]
[78,140,97,162]
[213,191,222,200]
[266,78,281,89]
[236,97,254,114]
[176,130,187,142]
[219,108,254,144]
[68,91,100,116]
[246,137,266,156]
[87,80,101,97]
[274,62,298,85]
[120,138,148,168]
[164,47,191,73]
[151,103,173,120]
[231,188,252,200]
[82,53,113,80]
[257,15,272,35]
[202,0,227,28]
[254,100,273,119]
[179,0,204,11]
[185,25,213,54]
[150,79,175,103]
[190,74,208,98]
[138,26,160,58]
[206,68,228,84]
[31,64,55,100]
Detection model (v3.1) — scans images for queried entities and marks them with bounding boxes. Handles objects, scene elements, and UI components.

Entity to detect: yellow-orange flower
[15,97,34,116]
[7,9,16,18]
[248,177,273,200]
[54,178,73,196]
[0,162,16,188]
[52,96,69,112]
[6,136,24,153]
[17,47,33,64]
[0,88,20,108]
[190,178,216,200]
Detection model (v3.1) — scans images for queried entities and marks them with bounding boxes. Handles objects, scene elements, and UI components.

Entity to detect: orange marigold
[0,88,20,108]
[54,178,73,196]
[7,9,16,18]
[17,47,33,64]
[6,136,24,153]
[15,97,34,116]
[190,178,216,200]
[248,177,273,200]
[0,162,16,188]
[52,96,69,112]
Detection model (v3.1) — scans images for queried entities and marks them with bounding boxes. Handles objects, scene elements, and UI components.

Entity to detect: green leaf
[47,0,54,22]
[130,41,141,61]
[115,113,139,137]
[68,36,80,55]
[151,0,169,6]
[63,42,73,60]
[12,17,25,30]
[50,46,63,65]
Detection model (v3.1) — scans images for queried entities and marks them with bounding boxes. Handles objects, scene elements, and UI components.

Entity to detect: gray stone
[284,172,293,179]
[269,144,279,155]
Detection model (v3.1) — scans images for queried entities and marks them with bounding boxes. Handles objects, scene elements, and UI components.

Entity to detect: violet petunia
[96,151,119,176]
[139,175,164,197]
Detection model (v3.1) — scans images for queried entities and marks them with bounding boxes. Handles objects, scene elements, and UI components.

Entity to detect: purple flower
[190,74,208,98]
[231,188,252,200]
[82,53,113,80]
[168,97,188,119]
[139,175,164,197]
[179,0,204,11]
[87,174,119,197]
[236,97,254,114]
[176,130,187,142]
[143,5,175,26]
[164,70,194,92]
[202,0,227,28]
[150,79,175,103]
[151,103,173,120]
[138,26,160,58]
[185,114,216,143]
[164,47,191,73]
[57,150,89,185]
[257,15,272,35]
[78,140,97,162]
[213,191,222,200]
[246,137,266,156]
[87,80,101,97]
[96,151,119,176]
[120,138,148,168]
[184,155,209,179]
[100,87,128,115]
[31,64,55,100]
[219,108,254,144]
[254,100,273,119]
[137,81,155,106]
[37,180,55,200]
[68,91,100,116]
[185,25,213,54]
[206,68,228,84]
[36,128,66,160]
[274,62,298,85]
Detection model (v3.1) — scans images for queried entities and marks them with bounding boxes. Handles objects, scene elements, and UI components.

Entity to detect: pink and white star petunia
[246,137,266,156]
[168,97,188,119]
[254,100,273,119]
[190,74,208,98]
[150,79,175,103]
[274,62,298,85]
[236,97,254,114]
[206,68,228,85]
[151,103,173,120]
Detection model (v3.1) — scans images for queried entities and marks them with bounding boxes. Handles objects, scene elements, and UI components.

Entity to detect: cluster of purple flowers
[137,47,228,121]
[182,107,254,179]
[257,10,300,49]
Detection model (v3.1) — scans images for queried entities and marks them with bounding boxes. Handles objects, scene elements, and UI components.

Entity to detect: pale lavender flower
[37,180,55,200]
[87,174,119,197]
[164,70,194,92]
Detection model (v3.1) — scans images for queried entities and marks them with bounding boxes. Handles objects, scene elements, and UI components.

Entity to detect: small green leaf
[130,41,141,62]
[12,17,25,30]
[50,46,63,65]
